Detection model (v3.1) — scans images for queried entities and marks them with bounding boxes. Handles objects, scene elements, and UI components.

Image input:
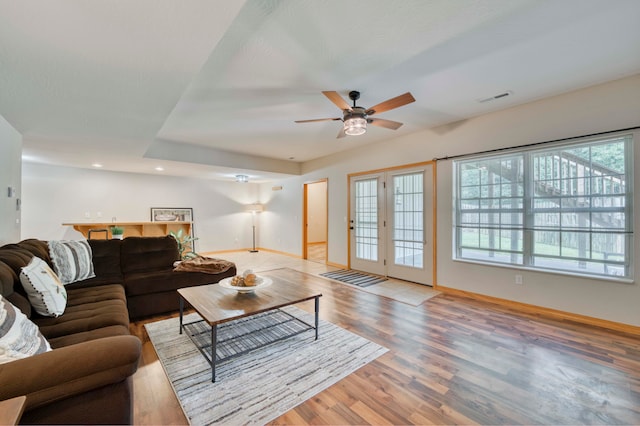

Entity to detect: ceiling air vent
[478,91,513,103]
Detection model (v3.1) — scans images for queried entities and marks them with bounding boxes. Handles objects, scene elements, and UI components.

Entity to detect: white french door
[385,167,433,284]
[349,174,386,275]
[349,165,433,285]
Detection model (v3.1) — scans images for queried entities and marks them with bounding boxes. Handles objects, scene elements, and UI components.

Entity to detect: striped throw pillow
[19,257,68,317]
[48,240,96,285]
[0,295,51,364]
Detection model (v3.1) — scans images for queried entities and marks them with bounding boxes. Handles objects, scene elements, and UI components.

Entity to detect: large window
[454,134,633,279]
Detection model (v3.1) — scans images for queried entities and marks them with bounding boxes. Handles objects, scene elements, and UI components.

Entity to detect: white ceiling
[1,0,639,182]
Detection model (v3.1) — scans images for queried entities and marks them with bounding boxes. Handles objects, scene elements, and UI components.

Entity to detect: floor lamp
[245,203,264,253]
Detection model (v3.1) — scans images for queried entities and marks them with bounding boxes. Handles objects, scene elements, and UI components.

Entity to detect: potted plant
[169,229,199,260]
[110,226,124,240]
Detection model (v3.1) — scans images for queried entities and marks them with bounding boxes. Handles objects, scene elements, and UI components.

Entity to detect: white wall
[258,180,304,256]
[0,114,22,244]
[260,74,640,326]
[21,163,260,252]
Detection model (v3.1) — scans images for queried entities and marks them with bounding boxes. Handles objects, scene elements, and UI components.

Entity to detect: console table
[63,221,192,239]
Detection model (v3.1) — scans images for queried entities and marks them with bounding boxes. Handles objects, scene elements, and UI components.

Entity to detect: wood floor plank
[349,400,393,425]
[130,268,640,425]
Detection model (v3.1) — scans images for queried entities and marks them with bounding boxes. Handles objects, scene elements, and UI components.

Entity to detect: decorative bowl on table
[219,276,273,293]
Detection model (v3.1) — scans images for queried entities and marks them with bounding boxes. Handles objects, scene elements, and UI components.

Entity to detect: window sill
[452,258,634,285]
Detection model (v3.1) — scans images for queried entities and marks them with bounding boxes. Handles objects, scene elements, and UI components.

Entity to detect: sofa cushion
[65,239,124,290]
[121,236,179,274]
[124,269,225,297]
[5,292,31,319]
[47,324,131,348]
[0,248,34,274]
[86,239,123,283]
[65,284,127,307]
[20,257,68,317]
[17,239,51,264]
[0,261,18,299]
[48,240,96,285]
[0,295,51,364]
[34,285,129,341]
[35,300,128,339]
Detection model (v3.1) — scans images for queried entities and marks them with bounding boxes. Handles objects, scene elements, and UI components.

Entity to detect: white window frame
[454,133,634,280]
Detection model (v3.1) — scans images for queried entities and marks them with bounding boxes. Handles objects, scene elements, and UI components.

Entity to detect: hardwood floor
[306,242,326,263]
[130,266,640,425]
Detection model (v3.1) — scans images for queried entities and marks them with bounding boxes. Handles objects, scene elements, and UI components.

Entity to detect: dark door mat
[320,270,387,287]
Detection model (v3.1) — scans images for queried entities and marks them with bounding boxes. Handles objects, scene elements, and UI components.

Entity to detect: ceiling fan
[295,90,416,138]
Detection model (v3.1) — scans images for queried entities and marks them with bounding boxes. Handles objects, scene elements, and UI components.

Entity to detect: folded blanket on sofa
[173,256,235,274]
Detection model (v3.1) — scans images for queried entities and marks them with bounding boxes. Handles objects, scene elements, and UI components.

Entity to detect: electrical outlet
[515,274,523,285]
[96,211,102,218]
[84,211,91,218]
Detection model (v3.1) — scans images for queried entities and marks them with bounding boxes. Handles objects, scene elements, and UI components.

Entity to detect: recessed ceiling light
[92,163,103,168]
[155,166,164,171]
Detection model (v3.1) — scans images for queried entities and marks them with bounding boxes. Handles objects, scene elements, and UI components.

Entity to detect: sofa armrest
[0,335,141,410]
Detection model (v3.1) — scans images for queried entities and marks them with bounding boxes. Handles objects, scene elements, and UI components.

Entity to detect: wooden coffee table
[178,276,322,382]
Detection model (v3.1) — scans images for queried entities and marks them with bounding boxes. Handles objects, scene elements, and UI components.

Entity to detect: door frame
[302,178,328,262]
[347,160,437,286]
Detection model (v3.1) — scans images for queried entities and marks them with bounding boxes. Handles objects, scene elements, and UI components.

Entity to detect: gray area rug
[145,306,388,425]
[320,269,388,287]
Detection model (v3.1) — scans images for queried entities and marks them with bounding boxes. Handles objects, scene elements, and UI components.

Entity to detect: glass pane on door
[393,173,424,268]
[355,178,378,261]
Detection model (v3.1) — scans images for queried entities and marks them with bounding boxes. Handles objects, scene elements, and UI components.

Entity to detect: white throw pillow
[0,295,51,364]
[48,239,96,285]
[19,257,68,317]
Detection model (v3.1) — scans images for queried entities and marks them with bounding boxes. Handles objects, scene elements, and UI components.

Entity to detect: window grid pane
[393,173,424,268]
[457,155,524,265]
[531,138,629,276]
[355,178,378,261]
[455,135,632,278]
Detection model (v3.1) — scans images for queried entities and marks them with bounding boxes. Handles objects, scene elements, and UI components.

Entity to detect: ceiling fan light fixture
[296,90,414,138]
[344,117,367,136]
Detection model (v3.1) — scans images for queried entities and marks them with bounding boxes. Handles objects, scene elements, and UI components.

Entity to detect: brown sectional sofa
[0,236,236,424]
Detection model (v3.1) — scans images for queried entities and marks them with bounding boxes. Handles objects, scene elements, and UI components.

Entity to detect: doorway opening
[303,179,328,264]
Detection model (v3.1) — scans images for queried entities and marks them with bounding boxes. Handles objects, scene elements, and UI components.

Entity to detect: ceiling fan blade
[322,91,352,111]
[365,92,415,115]
[368,118,404,130]
[295,117,342,123]
[336,127,346,139]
